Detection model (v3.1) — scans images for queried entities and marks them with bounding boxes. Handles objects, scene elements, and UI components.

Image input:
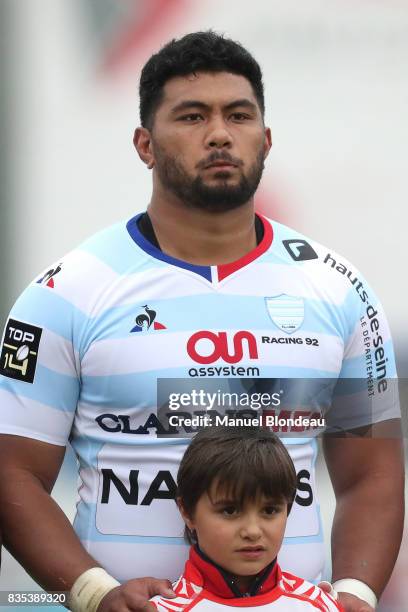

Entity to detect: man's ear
[177,498,195,530]
[133,127,155,169]
[263,127,272,160]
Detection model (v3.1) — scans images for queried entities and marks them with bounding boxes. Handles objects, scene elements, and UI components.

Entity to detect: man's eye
[179,113,203,121]
[231,113,249,121]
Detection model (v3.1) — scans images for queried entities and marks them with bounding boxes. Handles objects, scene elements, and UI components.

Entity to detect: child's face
[182,485,288,589]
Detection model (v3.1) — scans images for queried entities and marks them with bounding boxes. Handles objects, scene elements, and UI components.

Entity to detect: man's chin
[198,174,240,190]
[204,172,239,182]
[188,195,251,213]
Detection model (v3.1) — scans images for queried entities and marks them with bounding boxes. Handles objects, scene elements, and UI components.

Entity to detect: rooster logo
[130,305,167,333]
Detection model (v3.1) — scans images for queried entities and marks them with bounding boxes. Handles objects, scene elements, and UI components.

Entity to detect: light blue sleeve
[0,280,86,445]
[328,273,399,431]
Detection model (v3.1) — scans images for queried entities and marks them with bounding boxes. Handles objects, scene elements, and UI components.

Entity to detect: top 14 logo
[0,319,43,383]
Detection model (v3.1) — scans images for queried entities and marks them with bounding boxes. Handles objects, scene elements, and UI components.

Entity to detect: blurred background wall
[0,1,407,610]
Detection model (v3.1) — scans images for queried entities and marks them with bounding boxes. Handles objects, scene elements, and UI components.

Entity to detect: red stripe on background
[255,185,293,227]
[102,0,189,75]
[217,215,273,282]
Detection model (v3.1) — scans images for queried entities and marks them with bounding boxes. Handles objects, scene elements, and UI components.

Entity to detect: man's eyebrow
[224,98,257,112]
[170,98,258,114]
[170,100,211,114]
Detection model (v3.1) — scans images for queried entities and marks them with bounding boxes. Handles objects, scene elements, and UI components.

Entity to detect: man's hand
[337,592,374,612]
[318,582,374,612]
[97,577,176,612]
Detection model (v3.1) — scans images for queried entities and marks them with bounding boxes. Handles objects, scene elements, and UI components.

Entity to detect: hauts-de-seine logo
[265,295,304,334]
[130,305,167,333]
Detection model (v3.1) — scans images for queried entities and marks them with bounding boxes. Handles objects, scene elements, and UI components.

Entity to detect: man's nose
[205,117,233,149]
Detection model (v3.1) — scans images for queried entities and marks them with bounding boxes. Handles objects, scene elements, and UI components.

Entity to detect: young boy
[150,427,343,611]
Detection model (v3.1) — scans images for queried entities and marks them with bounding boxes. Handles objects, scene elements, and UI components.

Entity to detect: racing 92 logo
[187,331,258,364]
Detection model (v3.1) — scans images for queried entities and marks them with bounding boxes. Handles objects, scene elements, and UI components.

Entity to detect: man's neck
[146,198,257,266]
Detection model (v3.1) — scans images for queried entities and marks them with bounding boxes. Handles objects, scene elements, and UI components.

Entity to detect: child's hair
[177,426,297,544]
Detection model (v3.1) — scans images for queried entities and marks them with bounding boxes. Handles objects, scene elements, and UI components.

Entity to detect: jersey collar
[185,545,279,599]
[126,213,273,283]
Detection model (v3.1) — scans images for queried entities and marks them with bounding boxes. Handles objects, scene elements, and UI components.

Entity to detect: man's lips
[205,161,237,169]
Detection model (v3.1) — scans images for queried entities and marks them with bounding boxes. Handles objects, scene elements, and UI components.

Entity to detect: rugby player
[0,32,404,612]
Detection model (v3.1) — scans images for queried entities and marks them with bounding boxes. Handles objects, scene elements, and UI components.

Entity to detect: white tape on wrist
[332,579,378,609]
[69,567,120,612]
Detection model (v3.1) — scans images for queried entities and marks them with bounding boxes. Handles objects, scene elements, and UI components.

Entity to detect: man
[0,32,404,612]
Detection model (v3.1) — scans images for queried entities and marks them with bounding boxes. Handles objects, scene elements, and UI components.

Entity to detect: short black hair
[177,426,297,544]
[139,31,265,129]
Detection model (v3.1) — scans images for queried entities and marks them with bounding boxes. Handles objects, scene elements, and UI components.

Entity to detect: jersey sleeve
[327,268,399,432]
[0,263,82,445]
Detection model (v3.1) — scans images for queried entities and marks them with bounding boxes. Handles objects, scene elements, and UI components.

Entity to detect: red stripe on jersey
[217,215,273,281]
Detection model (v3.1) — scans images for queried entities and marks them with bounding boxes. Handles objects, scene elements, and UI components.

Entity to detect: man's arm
[323,420,405,611]
[0,435,98,590]
[0,434,175,611]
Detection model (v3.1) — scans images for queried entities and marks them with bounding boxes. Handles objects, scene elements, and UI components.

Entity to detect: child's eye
[263,505,280,515]
[221,505,239,516]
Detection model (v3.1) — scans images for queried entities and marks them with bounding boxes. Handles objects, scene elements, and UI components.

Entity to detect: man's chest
[80,286,345,391]
[75,276,347,450]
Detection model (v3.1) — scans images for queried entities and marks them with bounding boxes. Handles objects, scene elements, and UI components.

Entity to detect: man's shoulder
[265,216,352,268]
[34,217,134,278]
[74,215,146,273]
[265,215,377,305]
[43,213,150,274]
[19,215,155,317]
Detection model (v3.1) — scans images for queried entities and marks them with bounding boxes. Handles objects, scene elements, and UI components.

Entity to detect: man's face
[147,71,271,212]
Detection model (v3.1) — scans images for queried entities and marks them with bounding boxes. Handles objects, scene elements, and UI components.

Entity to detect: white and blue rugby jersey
[0,214,398,583]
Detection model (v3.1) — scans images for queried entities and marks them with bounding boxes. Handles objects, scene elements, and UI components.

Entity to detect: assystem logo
[187,331,258,364]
